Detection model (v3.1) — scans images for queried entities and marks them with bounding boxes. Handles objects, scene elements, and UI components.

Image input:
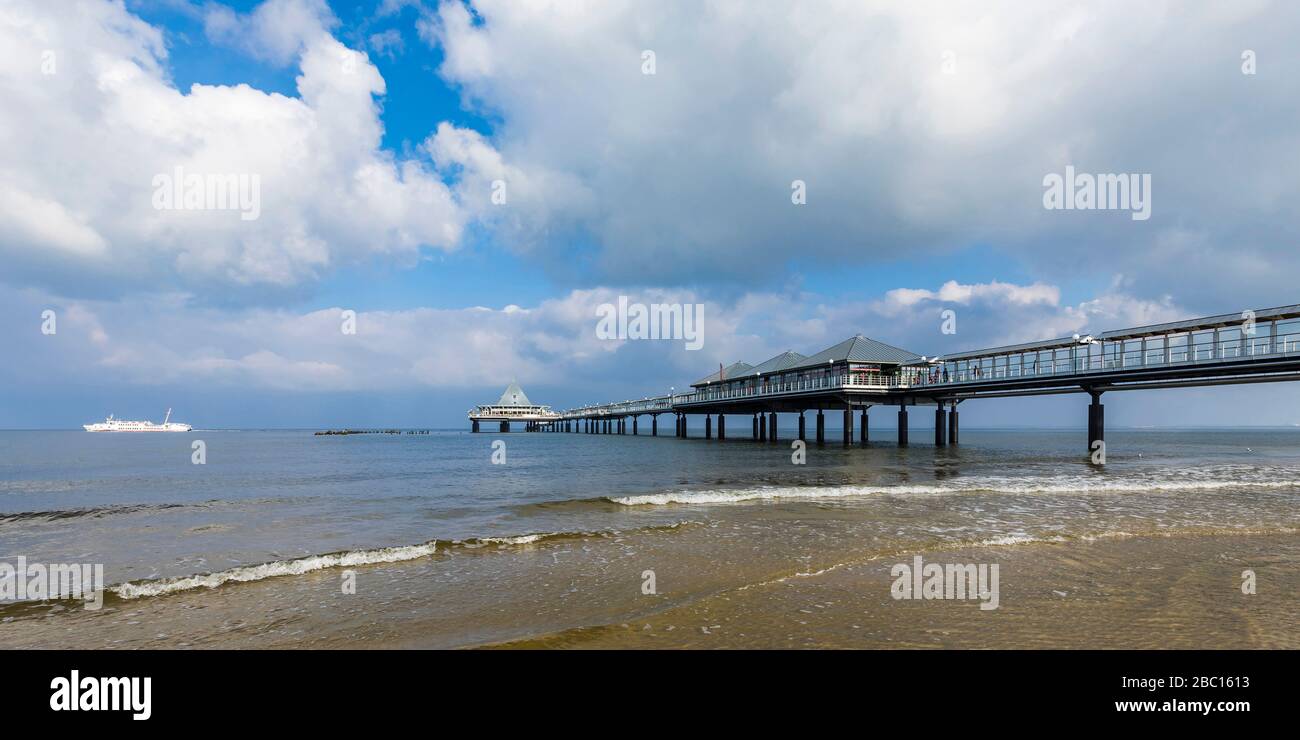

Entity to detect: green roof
[692,361,754,387]
[788,335,921,369]
[748,350,808,375]
[495,381,534,407]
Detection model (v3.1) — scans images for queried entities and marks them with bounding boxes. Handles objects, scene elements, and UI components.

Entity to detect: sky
[2,0,1300,429]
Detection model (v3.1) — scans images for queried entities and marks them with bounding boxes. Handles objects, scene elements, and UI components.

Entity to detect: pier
[475,304,1300,455]
[467,381,561,433]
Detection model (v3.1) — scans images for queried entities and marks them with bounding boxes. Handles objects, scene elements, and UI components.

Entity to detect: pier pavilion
[467,382,560,432]
[521,303,1300,456]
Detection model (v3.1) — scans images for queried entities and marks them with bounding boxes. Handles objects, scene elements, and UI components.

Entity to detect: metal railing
[924,331,1300,386]
[561,331,1300,416]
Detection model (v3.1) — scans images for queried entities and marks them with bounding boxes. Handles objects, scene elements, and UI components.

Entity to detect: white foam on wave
[608,485,941,506]
[109,522,700,600]
[469,534,547,546]
[609,471,1300,507]
[978,534,1066,546]
[113,541,442,599]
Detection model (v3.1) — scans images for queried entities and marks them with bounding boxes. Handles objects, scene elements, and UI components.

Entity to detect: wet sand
[4,523,1294,650]
[496,532,1300,649]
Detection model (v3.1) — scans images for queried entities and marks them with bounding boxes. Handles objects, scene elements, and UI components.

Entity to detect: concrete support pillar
[860,407,869,444]
[705,414,712,439]
[752,414,758,441]
[769,412,778,442]
[935,406,947,446]
[472,420,479,433]
[718,414,726,440]
[897,405,909,447]
[652,415,658,436]
[501,421,509,433]
[842,406,853,446]
[760,412,767,442]
[798,412,806,442]
[816,410,825,445]
[633,416,638,435]
[681,414,688,439]
[1088,394,1104,457]
[619,418,625,435]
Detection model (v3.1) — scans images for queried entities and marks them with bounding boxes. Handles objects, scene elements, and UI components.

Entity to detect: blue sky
[3,0,1300,428]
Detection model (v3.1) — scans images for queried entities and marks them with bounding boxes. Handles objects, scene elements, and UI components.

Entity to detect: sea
[2,427,1298,648]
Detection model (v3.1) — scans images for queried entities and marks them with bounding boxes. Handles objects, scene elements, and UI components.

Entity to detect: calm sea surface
[2,427,1298,647]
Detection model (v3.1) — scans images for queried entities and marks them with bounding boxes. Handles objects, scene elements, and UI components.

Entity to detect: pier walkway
[484,304,1300,454]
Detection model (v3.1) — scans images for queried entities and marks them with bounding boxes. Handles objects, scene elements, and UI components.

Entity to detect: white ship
[83,408,192,433]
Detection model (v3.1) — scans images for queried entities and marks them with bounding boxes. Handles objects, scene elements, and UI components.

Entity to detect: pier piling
[934,406,946,446]
[1088,393,1104,457]
[860,407,868,444]
[816,410,825,446]
[719,414,726,440]
[897,406,908,447]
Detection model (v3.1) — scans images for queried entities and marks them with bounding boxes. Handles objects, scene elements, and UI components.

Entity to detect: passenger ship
[83,408,192,432]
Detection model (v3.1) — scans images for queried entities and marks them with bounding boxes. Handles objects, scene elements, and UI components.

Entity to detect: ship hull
[83,424,192,432]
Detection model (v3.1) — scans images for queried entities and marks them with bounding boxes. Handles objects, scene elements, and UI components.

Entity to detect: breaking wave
[110,522,697,600]
[608,469,1300,506]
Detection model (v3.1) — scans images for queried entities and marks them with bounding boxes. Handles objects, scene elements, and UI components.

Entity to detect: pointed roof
[692,361,755,387]
[749,350,808,375]
[789,335,921,368]
[496,381,533,407]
